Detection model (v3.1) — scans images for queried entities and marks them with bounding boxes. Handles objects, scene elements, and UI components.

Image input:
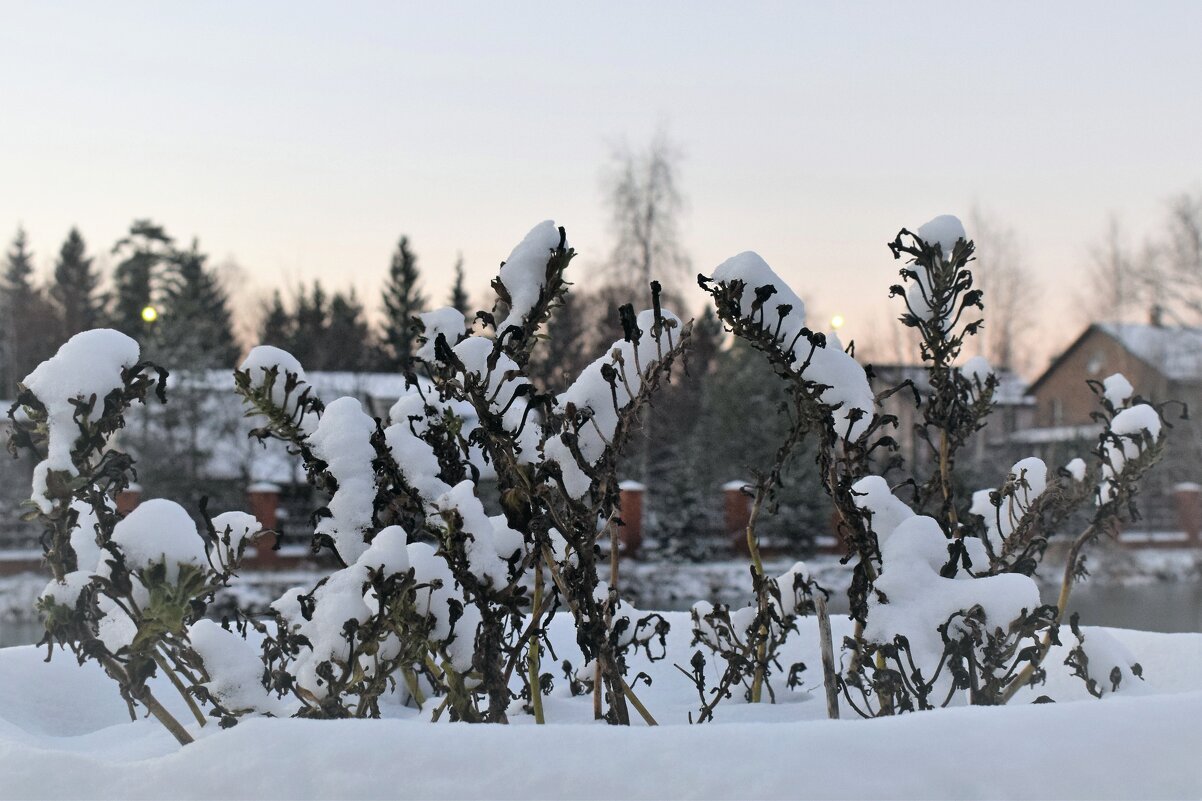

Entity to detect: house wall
[1031,328,1170,427]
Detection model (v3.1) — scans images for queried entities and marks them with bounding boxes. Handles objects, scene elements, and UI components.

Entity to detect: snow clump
[415,307,467,363]
[493,220,563,335]
[22,329,140,513]
[851,476,914,544]
[709,253,873,439]
[1102,373,1134,407]
[543,308,683,498]
[306,396,379,564]
[864,515,1041,679]
[110,499,206,583]
[1100,404,1162,502]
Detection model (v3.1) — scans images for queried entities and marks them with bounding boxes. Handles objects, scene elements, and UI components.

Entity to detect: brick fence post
[617,480,645,559]
[723,480,752,555]
[114,483,142,516]
[1173,482,1201,545]
[245,482,281,565]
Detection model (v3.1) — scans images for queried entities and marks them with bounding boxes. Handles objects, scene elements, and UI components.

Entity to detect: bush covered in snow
[695,216,1171,719]
[5,215,1176,748]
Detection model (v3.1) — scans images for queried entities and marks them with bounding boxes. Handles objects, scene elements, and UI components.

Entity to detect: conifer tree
[154,239,240,368]
[109,220,173,342]
[450,253,469,315]
[50,228,104,340]
[327,289,374,372]
[259,290,292,348]
[381,236,425,370]
[288,281,329,368]
[0,228,58,395]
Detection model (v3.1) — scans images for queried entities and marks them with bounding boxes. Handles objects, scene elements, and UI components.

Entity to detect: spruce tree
[110,220,173,342]
[50,228,104,340]
[381,236,425,370]
[289,281,329,369]
[327,289,373,372]
[1,229,59,395]
[450,253,469,315]
[154,239,240,368]
[259,290,292,348]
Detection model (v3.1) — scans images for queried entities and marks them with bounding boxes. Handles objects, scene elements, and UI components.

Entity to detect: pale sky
[2,2,1200,375]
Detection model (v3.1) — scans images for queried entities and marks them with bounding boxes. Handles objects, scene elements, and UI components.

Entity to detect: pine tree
[289,281,329,368]
[326,289,374,372]
[50,228,104,340]
[259,290,292,348]
[381,236,426,370]
[1,229,59,395]
[153,239,240,368]
[450,253,469,315]
[110,220,173,342]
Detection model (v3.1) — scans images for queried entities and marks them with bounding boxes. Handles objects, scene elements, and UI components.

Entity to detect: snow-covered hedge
[7,215,1173,747]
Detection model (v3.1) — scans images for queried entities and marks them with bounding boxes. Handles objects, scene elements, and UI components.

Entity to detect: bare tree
[967,209,1040,373]
[601,132,690,496]
[1150,191,1202,321]
[603,132,690,298]
[1081,215,1143,325]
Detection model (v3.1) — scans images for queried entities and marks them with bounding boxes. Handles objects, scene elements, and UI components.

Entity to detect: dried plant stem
[939,429,959,530]
[101,655,193,746]
[152,651,206,727]
[1001,523,1096,704]
[746,486,768,704]
[528,563,546,724]
[815,594,840,720]
[616,673,658,726]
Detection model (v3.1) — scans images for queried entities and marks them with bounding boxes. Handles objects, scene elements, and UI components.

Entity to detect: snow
[906,214,967,328]
[1066,457,1088,482]
[0,618,1197,799]
[414,306,467,363]
[1097,322,1202,382]
[1102,372,1134,407]
[305,396,379,564]
[961,354,992,386]
[915,214,967,257]
[851,475,913,544]
[493,220,563,335]
[709,252,872,439]
[240,346,306,383]
[432,480,511,586]
[864,515,1042,673]
[20,329,140,513]
[209,511,262,571]
[543,309,683,497]
[189,620,291,716]
[970,457,1049,554]
[1100,404,1163,501]
[110,499,207,583]
[384,389,455,504]
[453,336,543,462]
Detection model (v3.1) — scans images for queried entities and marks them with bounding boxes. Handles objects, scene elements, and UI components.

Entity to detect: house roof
[1029,322,1202,395]
[1095,323,1202,382]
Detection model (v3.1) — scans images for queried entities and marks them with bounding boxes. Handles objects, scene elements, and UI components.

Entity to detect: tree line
[0,221,473,396]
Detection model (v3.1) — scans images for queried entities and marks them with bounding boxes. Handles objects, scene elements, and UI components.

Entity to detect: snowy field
[0,611,1198,800]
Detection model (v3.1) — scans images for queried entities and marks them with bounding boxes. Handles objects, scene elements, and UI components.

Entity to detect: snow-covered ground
[0,612,1198,800]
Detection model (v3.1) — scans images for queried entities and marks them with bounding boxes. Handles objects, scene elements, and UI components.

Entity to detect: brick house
[1025,321,1202,539]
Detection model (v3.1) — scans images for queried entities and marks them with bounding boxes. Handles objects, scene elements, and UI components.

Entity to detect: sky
[1,2,1200,375]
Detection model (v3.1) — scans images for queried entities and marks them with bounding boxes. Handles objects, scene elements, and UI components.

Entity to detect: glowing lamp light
[141,305,159,323]
[830,314,845,330]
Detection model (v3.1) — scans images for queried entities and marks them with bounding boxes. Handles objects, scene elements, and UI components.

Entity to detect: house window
[1051,398,1064,426]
